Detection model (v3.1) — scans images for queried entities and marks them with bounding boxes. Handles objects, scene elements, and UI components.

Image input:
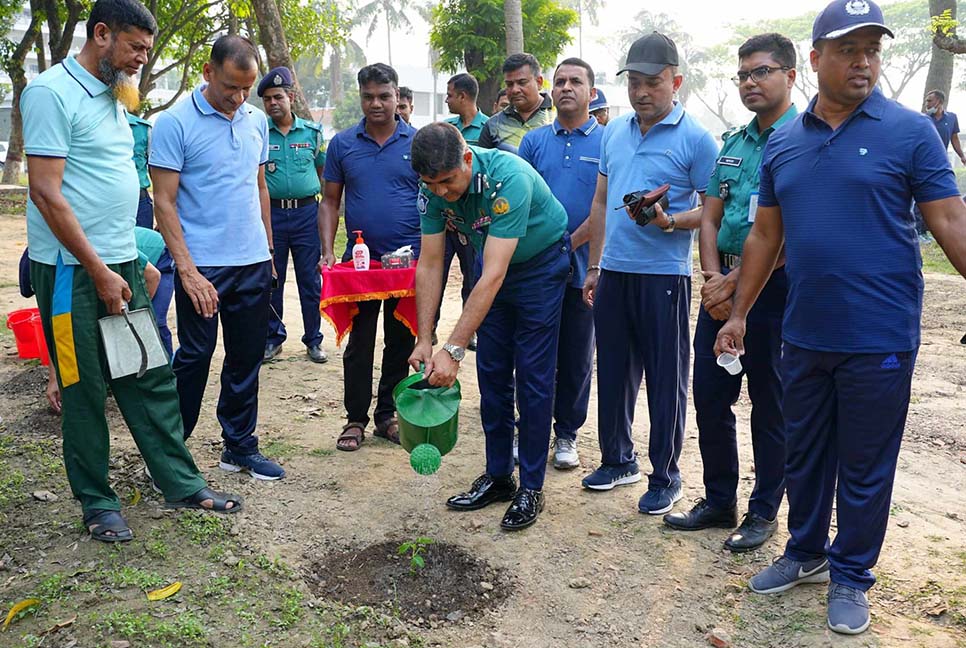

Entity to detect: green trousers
[31,259,207,514]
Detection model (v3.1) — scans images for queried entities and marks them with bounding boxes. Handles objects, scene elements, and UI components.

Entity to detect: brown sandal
[374,418,401,445]
[337,422,365,451]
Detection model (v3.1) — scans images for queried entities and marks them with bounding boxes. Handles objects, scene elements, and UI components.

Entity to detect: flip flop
[337,422,365,451]
[165,487,243,513]
[374,417,401,445]
[83,509,133,543]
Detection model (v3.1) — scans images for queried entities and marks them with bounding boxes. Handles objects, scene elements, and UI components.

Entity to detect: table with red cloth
[319,260,418,346]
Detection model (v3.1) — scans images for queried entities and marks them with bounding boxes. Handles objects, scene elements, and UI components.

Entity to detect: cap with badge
[811,0,894,44]
[589,89,609,112]
[618,32,679,77]
[257,66,294,97]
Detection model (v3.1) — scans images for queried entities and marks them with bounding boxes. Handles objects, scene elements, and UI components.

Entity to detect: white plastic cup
[717,352,742,376]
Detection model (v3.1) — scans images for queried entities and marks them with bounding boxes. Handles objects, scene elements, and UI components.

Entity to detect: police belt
[720,252,742,268]
[270,195,318,210]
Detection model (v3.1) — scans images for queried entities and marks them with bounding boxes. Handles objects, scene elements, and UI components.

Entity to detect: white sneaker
[553,437,579,469]
[513,434,519,465]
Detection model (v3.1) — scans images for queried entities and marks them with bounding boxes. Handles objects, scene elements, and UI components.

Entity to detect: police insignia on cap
[416,192,428,215]
[273,74,283,85]
[845,0,870,15]
[719,182,730,200]
[492,197,510,215]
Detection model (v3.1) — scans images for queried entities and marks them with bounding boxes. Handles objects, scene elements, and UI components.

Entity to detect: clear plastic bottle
[351,230,370,271]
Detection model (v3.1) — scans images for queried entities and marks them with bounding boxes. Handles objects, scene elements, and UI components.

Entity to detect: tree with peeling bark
[2,0,46,184]
[928,0,958,108]
[504,0,523,55]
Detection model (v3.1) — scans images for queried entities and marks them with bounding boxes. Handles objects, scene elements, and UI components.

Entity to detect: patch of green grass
[146,535,169,560]
[176,510,231,544]
[922,242,957,275]
[203,575,233,598]
[261,439,303,459]
[105,565,167,590]
[254,554,294,578]
[97,610,207,646]
[36,573,72,602]
[309,447,334,457]
[0,464,25,508]
[273,587,304,629]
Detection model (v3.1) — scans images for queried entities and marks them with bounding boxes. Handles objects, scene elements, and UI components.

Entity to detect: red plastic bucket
[30,314,50,366]
[6,308,40,359]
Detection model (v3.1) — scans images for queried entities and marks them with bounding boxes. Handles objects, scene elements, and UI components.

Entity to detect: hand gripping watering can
[392,369,461,474]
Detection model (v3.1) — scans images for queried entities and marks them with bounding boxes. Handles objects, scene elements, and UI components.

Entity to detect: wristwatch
[442,343,465,362]
[662,214,676,233]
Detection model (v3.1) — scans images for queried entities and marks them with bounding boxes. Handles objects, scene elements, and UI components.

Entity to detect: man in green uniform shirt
[258,66,328,364]
[445,73,488,145]
[127,112,153,228]
[409,122,570,531]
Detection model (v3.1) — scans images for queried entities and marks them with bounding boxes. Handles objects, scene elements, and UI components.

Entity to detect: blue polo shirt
[22,55,139,265]
[519,117,603,287]
[324,116,421,258]
[759,89,959,353]
[150,86,270,267]
[929,110,960,150]
[598,103,718,276]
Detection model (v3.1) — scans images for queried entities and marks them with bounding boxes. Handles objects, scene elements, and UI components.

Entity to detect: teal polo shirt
[707,104,798,255]
[127,113,152,190]
[418,146,567,265]
[266,114,326,199]
[22,55,140,266]
[446,111,489,145]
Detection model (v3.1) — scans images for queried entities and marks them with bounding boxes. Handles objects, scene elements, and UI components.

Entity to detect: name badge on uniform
[268,144,281,151]
[748,192,759,223]
[717,156,742,167]
[719,182,730,201]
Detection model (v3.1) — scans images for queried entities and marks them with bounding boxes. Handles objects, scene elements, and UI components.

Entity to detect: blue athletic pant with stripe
[593,271,691,488]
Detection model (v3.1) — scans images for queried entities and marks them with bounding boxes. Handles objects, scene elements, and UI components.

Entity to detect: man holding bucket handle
[22,0,242,543]
[409,122,570,531]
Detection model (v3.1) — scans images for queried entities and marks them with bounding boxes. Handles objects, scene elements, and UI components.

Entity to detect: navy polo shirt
[519,117,603,287]
[759,89,958,353]
[323,116,421,258]
[929,110,959,150]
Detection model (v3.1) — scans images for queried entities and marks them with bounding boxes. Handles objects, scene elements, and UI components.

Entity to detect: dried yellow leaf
[146,581,182,601]
[129,487,141,506]
[3,598,41,630]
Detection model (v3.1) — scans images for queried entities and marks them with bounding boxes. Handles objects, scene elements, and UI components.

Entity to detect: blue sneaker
[581,463,641,491]
[827,583,870,635]
[637,481,682,515]
[219,449,286,481]
[748,556,830,594]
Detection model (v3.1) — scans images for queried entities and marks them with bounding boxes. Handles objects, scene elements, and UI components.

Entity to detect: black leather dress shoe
[446,473,516,511]
[663,498,738,531]
[500,488,544,530]
[264,343,282,361]
[724,512,778,552]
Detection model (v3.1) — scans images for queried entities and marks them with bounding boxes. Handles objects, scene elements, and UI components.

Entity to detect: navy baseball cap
[257,66,293,97]
[589,89,608,112]
[811,0,894,44]
[618,32,679,76]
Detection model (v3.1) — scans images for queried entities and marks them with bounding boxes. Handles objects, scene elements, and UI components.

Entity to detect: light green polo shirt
[126,112,152,190]
[707,104,798,255]
[418,145,567,265]
[446,111,489,145]
[265,114,326,199]
[22,55,139,265]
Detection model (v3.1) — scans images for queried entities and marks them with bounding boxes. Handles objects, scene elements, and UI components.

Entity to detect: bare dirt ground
[0,204,964,648]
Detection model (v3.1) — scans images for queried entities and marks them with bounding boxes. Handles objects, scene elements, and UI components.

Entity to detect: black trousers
[343,298,415,427]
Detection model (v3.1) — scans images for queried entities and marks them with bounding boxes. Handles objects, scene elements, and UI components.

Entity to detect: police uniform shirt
[446,111,489,146]
[418,146,567,265]
[266,114,326,199]
[707,105,797,256]
[759,88,959,353]
[126,112,152,190]
[477,93,554,153]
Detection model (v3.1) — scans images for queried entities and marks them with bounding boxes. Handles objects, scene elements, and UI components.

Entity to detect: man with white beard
[22,0,243,544]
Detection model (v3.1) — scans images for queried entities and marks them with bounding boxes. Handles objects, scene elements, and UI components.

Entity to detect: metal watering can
[392,371,461,456]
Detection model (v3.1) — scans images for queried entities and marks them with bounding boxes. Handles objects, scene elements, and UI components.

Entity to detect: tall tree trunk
[386,12,393,67]
[249,0,315,117]
[329,48,343,105]
[228,4,239,34]
[2,0,44,185]
[504,0,524,55]
[926,0,956,109]
[35,32,46,73]
[45,0,84,65]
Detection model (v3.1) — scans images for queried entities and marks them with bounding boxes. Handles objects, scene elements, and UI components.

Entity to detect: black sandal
[83,509,134,543]
[165,487,243,513]
[374,418,401,445]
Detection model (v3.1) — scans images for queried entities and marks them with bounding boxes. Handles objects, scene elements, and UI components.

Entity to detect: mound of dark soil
[307,540,512,624]
[0,365,47,398]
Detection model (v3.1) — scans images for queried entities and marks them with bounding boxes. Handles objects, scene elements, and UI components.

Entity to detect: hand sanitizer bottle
[352,230,370,271]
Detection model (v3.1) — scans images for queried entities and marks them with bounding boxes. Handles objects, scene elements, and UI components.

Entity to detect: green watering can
[392,371,461,457]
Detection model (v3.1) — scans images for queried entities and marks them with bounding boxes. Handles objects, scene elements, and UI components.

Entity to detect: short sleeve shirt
[418,146,567,265]
[323,116,421,258]
[519,117,603,287]
[598,103,718,276]
[22,55,139,266]
[758,89,959,353]
[929,110,960,150]
[150,86,270,267]
[127,113,152,190]
[477,94,554,154]
[446,112,489,145]
[265,114,326,199]
[707,104,798,255]
[134,226,165,266]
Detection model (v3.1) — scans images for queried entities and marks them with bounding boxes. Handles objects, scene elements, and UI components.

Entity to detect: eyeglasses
[731,65,791,86]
